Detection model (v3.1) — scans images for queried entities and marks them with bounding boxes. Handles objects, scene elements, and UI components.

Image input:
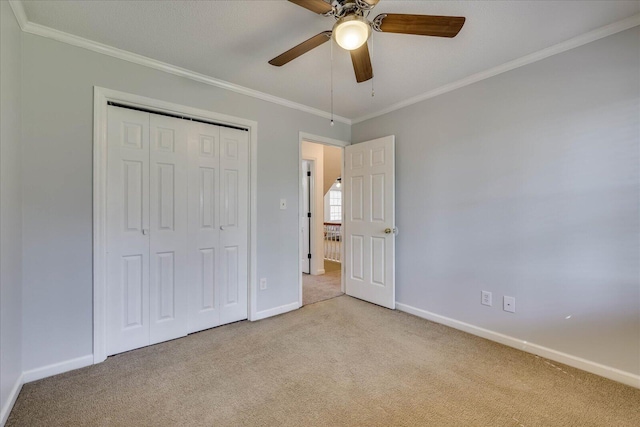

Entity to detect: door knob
[220,226,225,231]
[384,228,392,234]
[142,229,149,235]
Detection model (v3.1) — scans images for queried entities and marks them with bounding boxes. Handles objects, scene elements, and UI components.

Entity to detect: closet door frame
[93,87,258,364]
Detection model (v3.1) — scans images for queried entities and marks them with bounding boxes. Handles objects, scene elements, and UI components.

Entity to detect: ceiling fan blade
[288,0,333,15]
[375,13,465,38]
[269,31,332,66]
[350,43,373,83]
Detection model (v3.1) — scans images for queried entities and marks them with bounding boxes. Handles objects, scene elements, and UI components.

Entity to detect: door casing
[93,87,258,364]
[301,160,313,275]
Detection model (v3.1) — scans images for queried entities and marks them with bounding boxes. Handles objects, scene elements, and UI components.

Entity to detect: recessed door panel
[156,128,175,152]
[223,170,238,228]
[223,246,239,305]
[200,248,215,311]
[156,252,175,320]
[351,235,364,281]
[371,147,385,166]
[371,173,385,222]
[224,138,238,160]
[124,161,143,232]
[157,163,175,231]
[351,151,364,169]
[351,176,364,221]
[123,122,143,150]
[200,167,216,229]
[200,135,215,157]
[371,237,385,286]
[123,255,144,328]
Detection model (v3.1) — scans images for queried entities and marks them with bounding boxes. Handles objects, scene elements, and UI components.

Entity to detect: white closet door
[219,127,249,324]
[106,106,151,355]
[187,122,222,333]
[149,114,189,344]
[107,105,250,353]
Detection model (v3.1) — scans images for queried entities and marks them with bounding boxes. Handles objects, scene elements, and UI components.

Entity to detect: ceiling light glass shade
[333,15,371,51]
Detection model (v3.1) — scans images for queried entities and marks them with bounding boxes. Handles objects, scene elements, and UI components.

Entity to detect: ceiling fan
[269,0,466,83]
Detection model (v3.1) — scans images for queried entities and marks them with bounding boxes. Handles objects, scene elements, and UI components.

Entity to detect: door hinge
[307,171,311,177]
[307,212,311,217]
[307,253,312,259]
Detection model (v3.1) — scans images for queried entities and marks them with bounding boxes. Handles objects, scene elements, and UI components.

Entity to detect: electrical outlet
[481,291,492,306]
[503,296,515,313]
[260,278,267,290]
[280,198,287,210]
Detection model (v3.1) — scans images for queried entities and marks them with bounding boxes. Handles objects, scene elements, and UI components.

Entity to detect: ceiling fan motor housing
[333,15,372,51]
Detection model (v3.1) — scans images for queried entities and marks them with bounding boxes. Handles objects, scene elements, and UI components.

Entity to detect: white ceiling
[20,0,640,120]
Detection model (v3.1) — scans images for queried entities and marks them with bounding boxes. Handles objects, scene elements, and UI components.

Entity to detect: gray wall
[352,28,639,375]
[21,33,349,372]
[0,0,23,416]
[323,144,342,195]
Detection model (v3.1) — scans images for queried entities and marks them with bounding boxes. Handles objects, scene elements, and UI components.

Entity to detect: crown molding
[8,1,640,127]
[352,13,640,124]
[8,1,351,126]
[8,0,28,30]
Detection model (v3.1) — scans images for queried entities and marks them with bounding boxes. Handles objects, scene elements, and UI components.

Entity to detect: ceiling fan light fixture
[333,15,371,51]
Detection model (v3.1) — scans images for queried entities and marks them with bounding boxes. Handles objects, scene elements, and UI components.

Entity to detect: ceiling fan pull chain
[330,37,334,126]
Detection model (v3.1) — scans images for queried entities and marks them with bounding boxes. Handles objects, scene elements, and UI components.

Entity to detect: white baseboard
[253,302,299,321]
[1,373,23,427]
[22,354,93,384]
[396,302,640,389]
[314,269,325,275]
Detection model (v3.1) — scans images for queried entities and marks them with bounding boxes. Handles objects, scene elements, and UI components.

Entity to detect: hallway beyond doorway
[302,261,343,305]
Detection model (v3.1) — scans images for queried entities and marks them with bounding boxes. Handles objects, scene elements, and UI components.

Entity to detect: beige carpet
[302,261,343,306]
[8,296,640,426]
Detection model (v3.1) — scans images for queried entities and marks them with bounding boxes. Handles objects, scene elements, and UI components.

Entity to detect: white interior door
[344,135,396,309]
[106,106,151,355]
[149,114,189,344]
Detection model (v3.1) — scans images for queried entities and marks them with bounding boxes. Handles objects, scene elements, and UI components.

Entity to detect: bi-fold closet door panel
[186,123,249,332]
[149,114,189,345]
[218,127,249,325]
[187,122,221,333]
[106,106,151,355]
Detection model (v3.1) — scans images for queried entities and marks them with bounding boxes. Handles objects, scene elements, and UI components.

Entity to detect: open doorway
[300,140,344,306]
